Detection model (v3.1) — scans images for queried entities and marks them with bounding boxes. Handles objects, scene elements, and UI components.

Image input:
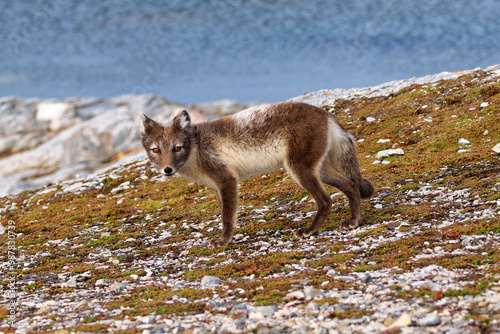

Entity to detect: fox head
[140,110,193,176]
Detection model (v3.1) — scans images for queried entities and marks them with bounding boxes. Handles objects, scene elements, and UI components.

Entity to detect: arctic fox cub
[141,102,374,247]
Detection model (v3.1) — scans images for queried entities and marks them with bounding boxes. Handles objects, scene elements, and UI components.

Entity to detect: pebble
[109,282,126,292]
[458,138,471,145]
[375,148,404,159]
[201,275,222,286]
[61,277,77,288]
[326,269,338,277]
[390,313,412,328]
[417,312,441,326]
[304,302,319,315]
[304,286,322,300]
[284,290,305,301]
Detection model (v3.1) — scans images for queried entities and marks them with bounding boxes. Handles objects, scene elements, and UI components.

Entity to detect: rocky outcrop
[0,95,256,196]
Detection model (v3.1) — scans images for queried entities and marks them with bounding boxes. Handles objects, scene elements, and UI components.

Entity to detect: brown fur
[141,102,374,247]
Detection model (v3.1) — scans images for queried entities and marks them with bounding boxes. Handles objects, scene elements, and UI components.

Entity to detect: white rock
[377,139,390,143]
[201,275,222,286]
[304,286,322,299]
[480,102,489,107]
[36,102,76,131]
[366,117,376,122]
[375,148,404,159]
[109,282,125,292]
[390,312,412,328]
[417,312,441,326]
[95,279,109,286]
[493,143,500,153]
[335,275,356,282]
[0,222,5,235]
[62,277,77,288]
[253,305,276,317]
[305,302,319,315]
[284,290,305,301]
[326,269,338,277]
[458,138,471,145]
[36,102,73,121]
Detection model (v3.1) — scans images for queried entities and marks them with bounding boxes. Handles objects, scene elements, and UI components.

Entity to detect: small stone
[417,312,441,326]
[493,143,500,153]
[458,138,470,145]
[304,286,322,300]
[284,290,305,301]
[74,300,88,310]
[130,274,139,280]
[480,102,489,107]
[201,275,222,286]
[230,303,248,318]
[62,277,77,288]
[366,117,376,122]
[249,311,264,320]
[53,330,69,334]
[109,282,125,292]
[305,302,319,315]
[390,312,412,328]
[375,148,404,159]
[326,269,338,277]
[335,275,356,282]
[377,139,390,143]
[254,305,276,317]
[95,279,110,286]
[362,275,373,283]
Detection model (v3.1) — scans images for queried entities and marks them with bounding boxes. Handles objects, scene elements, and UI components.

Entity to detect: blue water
[1,0,499,103]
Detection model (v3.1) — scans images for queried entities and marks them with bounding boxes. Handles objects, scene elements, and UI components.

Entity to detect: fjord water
[1,0,499,103]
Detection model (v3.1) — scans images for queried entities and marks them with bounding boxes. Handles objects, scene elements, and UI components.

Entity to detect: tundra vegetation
[0,70,499,332]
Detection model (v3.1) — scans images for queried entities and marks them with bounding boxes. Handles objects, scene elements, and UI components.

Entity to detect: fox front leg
[210,178,238,248]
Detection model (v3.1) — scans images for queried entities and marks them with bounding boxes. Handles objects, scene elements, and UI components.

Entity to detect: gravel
[1,156,498,333]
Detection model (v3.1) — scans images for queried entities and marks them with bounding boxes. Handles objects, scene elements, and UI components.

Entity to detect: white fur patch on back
[233,104,270,127]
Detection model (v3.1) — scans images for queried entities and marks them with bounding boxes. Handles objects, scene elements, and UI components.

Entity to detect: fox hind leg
[320,163,362,229]
[287,163,333,238]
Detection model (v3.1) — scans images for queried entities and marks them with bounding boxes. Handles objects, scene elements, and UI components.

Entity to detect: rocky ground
[1,66,499,333]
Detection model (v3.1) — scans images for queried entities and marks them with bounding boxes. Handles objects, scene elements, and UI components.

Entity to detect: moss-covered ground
[0,70,499,332]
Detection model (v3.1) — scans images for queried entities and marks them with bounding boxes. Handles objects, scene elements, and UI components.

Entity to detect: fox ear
[173,110,191,131]
[140,114,158,136]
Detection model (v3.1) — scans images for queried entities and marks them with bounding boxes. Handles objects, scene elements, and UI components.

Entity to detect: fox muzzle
[163,167,176,176]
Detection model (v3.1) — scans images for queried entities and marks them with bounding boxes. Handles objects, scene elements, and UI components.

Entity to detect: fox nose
[164,167,174,175]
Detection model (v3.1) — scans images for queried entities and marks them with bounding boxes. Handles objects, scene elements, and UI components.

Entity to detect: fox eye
[151,148,160,154]
[173,146,182,152]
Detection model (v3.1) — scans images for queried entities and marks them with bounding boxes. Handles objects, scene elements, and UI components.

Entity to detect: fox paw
[295,228,316,238]
[340,219,360,230]
[209,238,230,248]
